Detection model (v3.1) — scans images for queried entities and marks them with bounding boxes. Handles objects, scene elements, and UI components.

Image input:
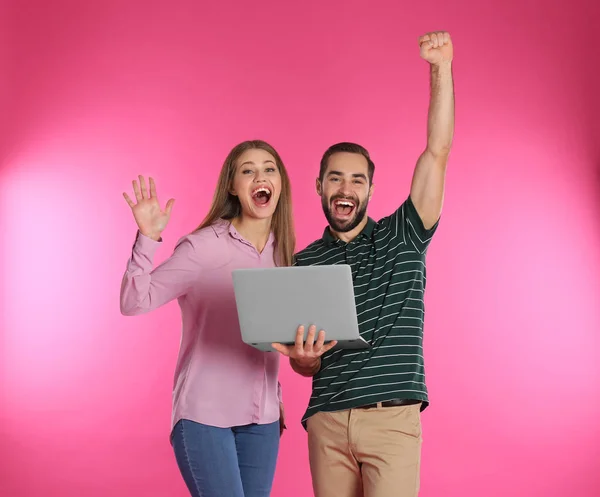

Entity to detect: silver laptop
[231,264,369,352]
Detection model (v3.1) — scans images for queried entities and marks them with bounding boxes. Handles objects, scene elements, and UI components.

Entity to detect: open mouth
[251,186,272,207]
[332,199,356,219]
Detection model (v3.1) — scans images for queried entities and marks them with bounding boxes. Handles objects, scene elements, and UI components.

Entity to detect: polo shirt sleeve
[381,195,439,254]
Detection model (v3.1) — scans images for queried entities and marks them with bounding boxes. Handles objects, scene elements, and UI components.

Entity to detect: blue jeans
[171,419,280,497]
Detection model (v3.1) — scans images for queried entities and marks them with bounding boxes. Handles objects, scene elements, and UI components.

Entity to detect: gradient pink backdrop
[2,0,599,496]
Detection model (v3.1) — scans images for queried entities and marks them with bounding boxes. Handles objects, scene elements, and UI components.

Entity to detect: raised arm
[410,31,455,230]
[120,175,201,315]
[120,234,201,315]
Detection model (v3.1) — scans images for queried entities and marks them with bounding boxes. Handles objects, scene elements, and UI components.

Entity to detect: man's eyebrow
[327,170,367,180]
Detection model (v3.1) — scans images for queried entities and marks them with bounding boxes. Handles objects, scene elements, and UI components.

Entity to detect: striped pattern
[294,196,438,427]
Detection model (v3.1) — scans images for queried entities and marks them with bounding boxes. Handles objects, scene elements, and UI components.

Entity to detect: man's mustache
[330,194,359,204]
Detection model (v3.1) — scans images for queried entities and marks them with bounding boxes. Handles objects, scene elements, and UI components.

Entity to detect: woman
[120,140,295,497]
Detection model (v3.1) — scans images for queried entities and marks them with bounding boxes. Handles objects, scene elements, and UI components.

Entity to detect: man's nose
[338,181,352,195]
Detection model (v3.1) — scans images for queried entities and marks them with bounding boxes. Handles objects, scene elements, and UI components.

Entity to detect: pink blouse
[120,220,282,431]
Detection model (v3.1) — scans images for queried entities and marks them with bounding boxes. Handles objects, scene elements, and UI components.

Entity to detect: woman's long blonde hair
[195,140,295,267]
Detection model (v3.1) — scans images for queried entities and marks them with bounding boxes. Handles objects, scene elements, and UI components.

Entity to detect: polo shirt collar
[322,217,376,246]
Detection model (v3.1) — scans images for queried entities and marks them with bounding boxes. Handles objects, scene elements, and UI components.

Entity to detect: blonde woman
[120,140,295,497]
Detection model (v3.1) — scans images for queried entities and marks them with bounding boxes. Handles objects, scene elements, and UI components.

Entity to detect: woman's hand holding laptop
[271,325,337,377]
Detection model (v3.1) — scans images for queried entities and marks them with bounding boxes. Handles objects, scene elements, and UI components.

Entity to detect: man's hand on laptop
[272,325,337,377]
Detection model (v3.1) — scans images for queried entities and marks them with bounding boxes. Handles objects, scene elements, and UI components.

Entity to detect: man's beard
[321,195,369,233]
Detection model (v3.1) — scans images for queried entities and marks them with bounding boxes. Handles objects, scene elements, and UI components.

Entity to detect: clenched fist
[419,31,453,65]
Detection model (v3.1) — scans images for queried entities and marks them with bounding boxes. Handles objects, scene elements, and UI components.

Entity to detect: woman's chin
[239,196,280,221]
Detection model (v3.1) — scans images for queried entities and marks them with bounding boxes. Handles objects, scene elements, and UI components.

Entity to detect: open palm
[123,175,175,240]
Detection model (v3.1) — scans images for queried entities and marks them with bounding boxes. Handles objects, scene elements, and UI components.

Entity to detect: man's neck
[329,215,369,243]
[232,215,272,253]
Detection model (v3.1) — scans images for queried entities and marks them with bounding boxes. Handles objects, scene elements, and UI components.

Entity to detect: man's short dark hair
[319,142,375,184]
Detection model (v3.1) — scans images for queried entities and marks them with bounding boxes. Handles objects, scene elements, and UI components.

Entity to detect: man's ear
[368,183,374,201]
[316,178,322,196]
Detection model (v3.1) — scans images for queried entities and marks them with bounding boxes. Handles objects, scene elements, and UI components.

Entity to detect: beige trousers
[306,402,422,497]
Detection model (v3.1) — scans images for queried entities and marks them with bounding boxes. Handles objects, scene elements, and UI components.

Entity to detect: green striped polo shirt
[294,195,439,428]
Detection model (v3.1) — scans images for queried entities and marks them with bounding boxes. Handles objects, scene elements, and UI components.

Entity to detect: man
[272,31,454,496]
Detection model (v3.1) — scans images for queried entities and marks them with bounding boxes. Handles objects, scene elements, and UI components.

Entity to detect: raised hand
[272,325,337,367]
[123,175,175,241]
[419,31,453,65]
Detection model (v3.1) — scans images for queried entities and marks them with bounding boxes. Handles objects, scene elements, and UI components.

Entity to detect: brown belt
[357,399,421,409]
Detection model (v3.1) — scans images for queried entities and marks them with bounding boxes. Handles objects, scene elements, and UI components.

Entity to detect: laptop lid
[232,264,368,352]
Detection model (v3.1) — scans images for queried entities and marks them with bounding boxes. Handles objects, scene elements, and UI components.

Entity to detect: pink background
[2,0,599,496]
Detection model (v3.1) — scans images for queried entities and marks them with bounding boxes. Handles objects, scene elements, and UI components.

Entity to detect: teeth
[252,187,271,196]
[335,200,354,207]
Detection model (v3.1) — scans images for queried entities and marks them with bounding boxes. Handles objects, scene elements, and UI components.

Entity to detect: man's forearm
[426,61,455,157]
[290,357,321,377]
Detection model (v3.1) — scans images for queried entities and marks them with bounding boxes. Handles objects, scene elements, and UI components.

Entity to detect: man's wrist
[431,60,452,73]
[290,357,321,377]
